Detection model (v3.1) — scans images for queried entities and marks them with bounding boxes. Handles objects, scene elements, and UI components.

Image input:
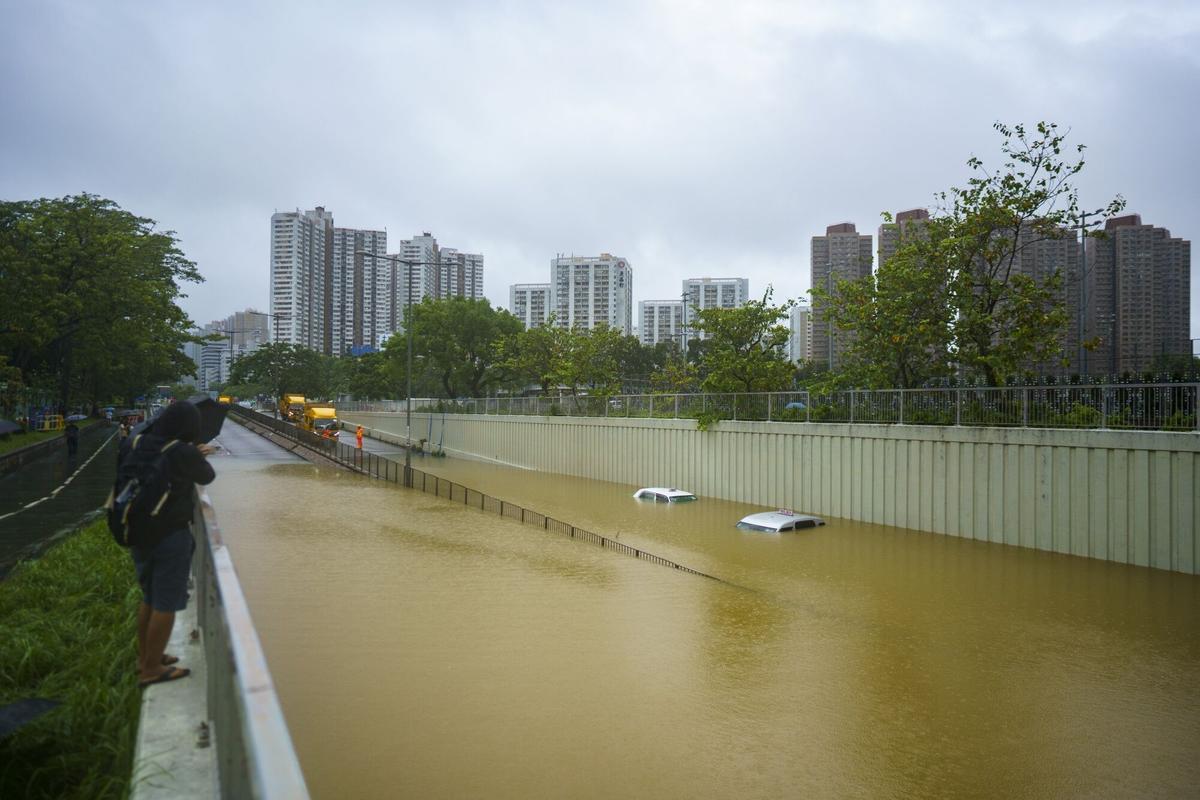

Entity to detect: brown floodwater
[208,423,1200,799]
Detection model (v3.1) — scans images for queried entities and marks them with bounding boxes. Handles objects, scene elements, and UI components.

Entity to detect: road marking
[0,430,118,522]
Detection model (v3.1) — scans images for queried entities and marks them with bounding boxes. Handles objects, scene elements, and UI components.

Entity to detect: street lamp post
[356,252,440,487]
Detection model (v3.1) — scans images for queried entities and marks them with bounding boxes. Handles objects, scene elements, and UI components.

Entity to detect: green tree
[812,215,954,389]
[504,317,566,395]
[227,342,327,401]
[341,351,395,400]
[0,194,202,410]
[691,288,795,393]
[813,122,1124,387]
[392,297,522,398]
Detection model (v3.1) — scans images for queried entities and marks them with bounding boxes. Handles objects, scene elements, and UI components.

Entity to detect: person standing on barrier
[120,401,217,689]
[356,425,364,449]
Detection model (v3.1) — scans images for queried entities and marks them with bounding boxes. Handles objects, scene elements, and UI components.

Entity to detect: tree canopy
[692,288,795,393]
[0,194,201,413]
[814,121,1125,387]
[387,297,522,398]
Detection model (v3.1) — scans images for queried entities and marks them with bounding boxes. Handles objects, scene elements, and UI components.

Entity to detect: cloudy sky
[3,0,1197,335]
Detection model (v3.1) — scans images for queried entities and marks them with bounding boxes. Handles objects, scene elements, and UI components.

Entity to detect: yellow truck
[279,394,306,422]
[217,394,233,405]
[299,402,339,438]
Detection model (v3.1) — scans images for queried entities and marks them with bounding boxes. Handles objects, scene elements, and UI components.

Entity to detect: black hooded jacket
[117,401,216,532]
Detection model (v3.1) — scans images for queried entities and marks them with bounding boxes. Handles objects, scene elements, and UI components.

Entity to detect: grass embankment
[0,418,102,457]
[0,520,141,800]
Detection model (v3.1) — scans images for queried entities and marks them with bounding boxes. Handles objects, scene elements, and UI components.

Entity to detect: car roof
[636,487,695,497]
[738,510,825,529]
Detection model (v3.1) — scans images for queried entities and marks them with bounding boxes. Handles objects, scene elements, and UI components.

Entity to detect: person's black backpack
[105,434,180,548]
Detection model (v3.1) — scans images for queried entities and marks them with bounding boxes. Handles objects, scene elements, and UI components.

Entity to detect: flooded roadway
[210,422,1200,799]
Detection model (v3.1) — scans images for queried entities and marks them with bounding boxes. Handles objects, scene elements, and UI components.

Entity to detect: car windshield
[736,521,775,532]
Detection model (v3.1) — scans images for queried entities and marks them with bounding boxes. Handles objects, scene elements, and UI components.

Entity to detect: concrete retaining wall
[342,412,1200,575]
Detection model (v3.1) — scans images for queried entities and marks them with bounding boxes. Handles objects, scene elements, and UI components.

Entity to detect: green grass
[0,520,142,800]
[0,419,102,457]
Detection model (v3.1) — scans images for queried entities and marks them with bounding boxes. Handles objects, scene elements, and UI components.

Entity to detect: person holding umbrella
[118,400,222,688]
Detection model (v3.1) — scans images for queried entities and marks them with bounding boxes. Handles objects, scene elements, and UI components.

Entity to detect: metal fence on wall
[229,407,727,583]
[339,383,1200,431]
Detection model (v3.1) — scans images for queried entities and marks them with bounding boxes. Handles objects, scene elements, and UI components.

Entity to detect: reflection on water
[209,447,1200,799]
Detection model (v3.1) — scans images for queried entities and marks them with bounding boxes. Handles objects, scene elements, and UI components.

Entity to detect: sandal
[138,666,191,689]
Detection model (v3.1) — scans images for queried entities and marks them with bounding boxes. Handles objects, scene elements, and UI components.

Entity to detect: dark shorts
[131,527,195,612]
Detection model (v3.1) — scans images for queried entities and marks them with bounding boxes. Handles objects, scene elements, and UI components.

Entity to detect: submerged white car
[633,487,698,503]
[736,509,825,532]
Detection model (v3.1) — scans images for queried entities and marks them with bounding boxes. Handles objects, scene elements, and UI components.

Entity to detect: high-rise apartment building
[270,207,334,352]
[510,283,552,328]
[877,208,930,269]
[392,232,486,330]
[272,214,485,355]
[789,304,812,364]
[332,228,389,353]
[551,254,633,334]
[1082,214,1191,375]
[680,277,749,340]
[640,300,684,346]
[1005,223,1081,374]
[810,223,873,368]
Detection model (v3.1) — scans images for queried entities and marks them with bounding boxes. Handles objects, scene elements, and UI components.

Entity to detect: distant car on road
[736,509,825,532]
[633,487,697,503]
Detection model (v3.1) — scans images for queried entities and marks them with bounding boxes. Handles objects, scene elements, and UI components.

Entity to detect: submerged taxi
[633,487,698,503]
[736,509,825,532]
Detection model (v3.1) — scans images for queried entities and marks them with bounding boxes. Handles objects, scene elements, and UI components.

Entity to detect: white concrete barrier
[343,412,1200,575]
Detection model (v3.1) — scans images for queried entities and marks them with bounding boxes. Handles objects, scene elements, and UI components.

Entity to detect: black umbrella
[187,394,229,444]
[0,419,21,436]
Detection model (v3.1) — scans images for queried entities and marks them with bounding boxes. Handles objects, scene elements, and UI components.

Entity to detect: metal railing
[229,407,728,583]
[339,383,1200,431]
[193,489,310,799]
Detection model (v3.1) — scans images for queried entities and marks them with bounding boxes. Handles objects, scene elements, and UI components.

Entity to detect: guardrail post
[850,391,856,424]
[955,388,962,425]
[1022,388,1028,427]
[1101,388,1108,428]
[898,391,904,424]
[674,395,679,418]
[649,395,654,417]
[767,393,772,421]
[732,394,738,421]
[805,391,811,422]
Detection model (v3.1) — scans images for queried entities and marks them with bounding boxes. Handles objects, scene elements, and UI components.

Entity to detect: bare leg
[137,609,176,681]
[136,602,152,664]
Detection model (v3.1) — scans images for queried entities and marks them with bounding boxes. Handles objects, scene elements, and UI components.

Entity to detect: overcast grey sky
[2,0,1197,336]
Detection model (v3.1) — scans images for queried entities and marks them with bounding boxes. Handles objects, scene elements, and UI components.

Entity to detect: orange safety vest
[356,427,363,448]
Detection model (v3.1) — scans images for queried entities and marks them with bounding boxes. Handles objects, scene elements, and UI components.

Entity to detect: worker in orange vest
[356,425,364,449]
